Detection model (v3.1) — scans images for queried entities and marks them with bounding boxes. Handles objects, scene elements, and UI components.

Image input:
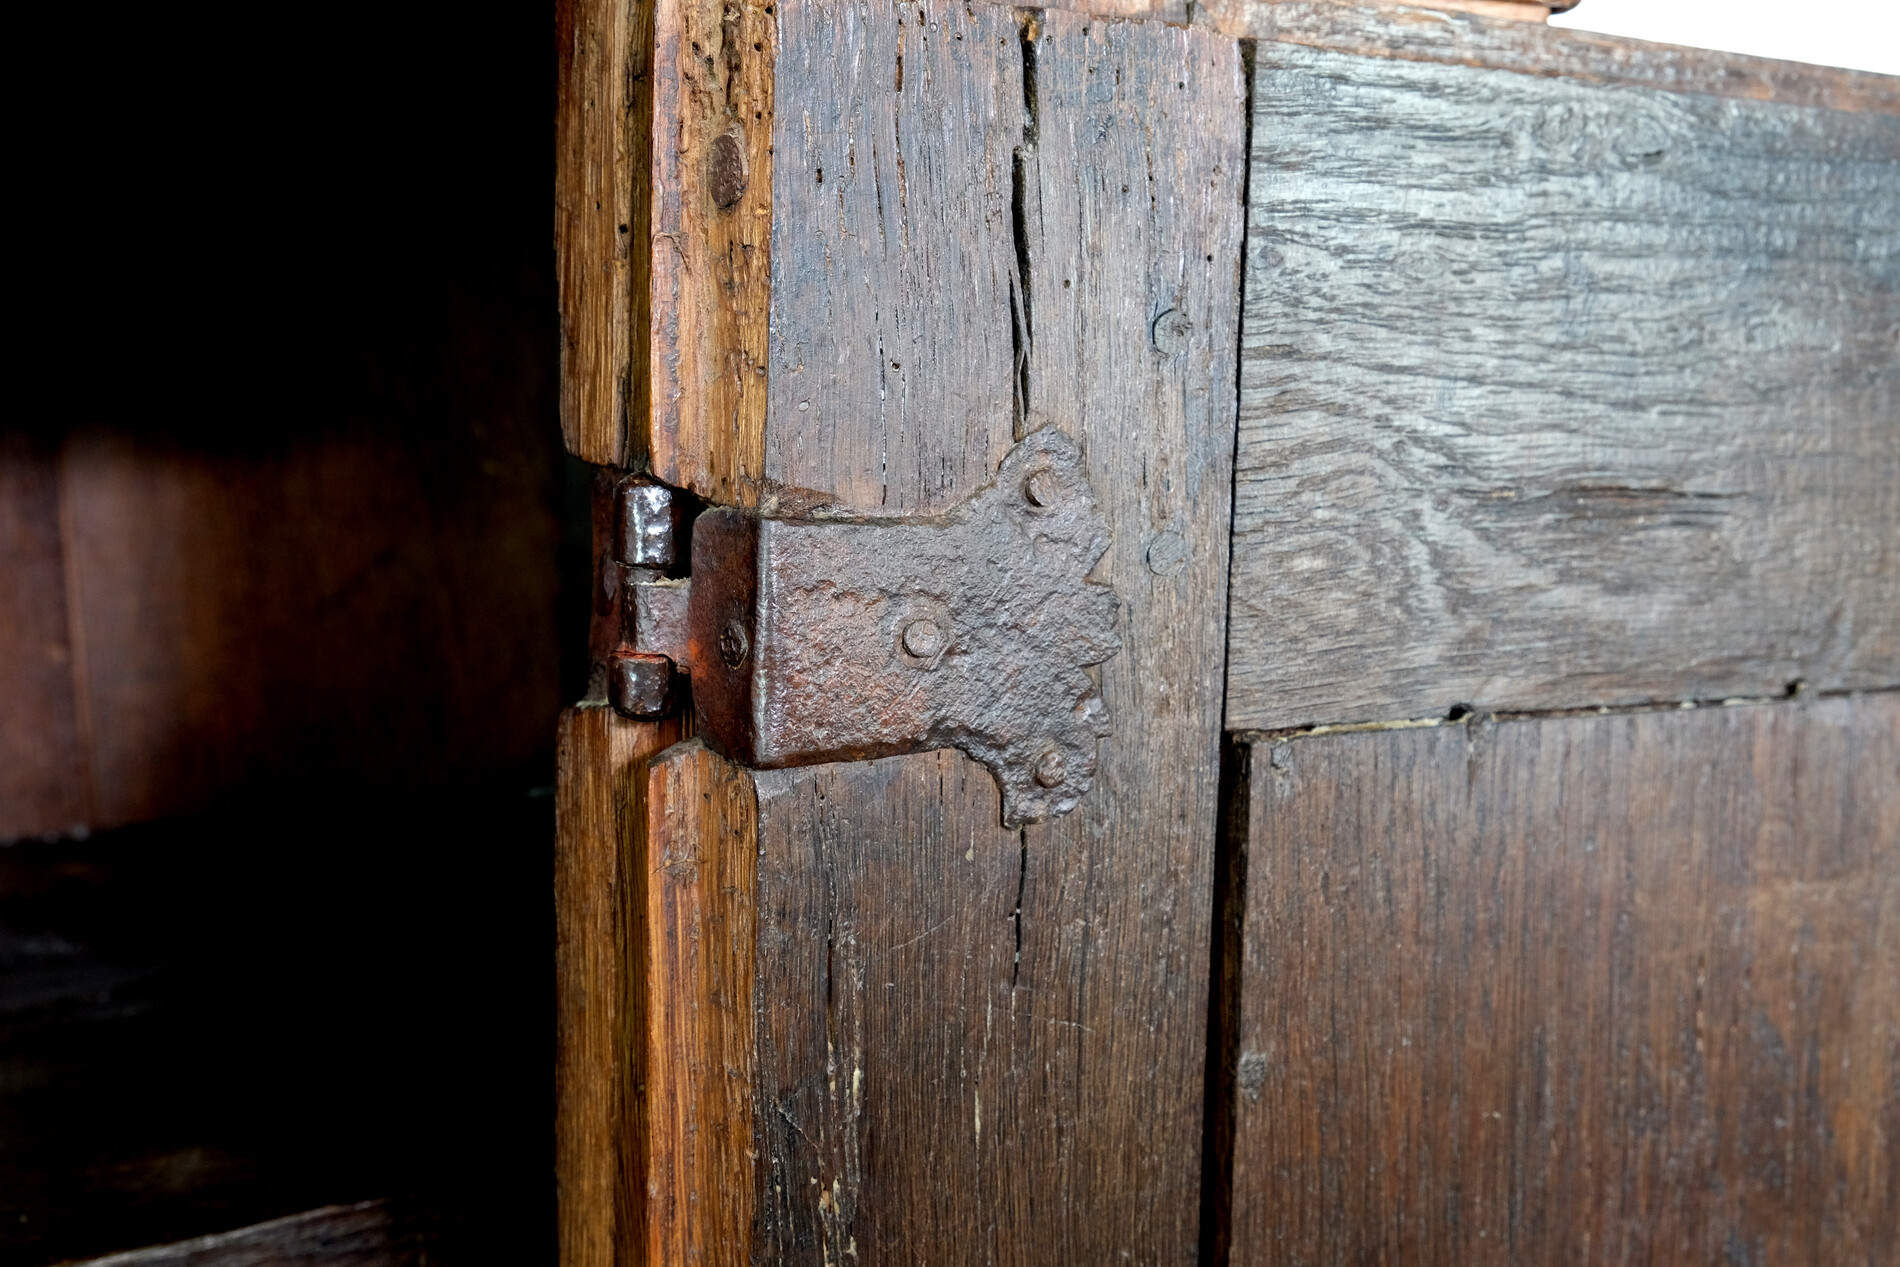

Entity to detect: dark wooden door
[552,2,1898,1264]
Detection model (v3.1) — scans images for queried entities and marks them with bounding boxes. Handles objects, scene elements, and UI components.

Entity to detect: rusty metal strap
[688,429,1121,828]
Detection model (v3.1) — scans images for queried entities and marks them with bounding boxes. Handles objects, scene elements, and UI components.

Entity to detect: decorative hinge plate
[603,429,1121,827]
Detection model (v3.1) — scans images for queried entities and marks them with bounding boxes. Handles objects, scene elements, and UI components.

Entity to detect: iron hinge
[598,429,1121,827]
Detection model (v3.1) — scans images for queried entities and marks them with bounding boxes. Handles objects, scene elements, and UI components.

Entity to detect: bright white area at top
[1551,0,1900,77]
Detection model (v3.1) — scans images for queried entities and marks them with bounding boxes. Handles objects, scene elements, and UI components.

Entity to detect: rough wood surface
[555,706,686,1267]
[1208,1,1900,114]
[1225,693,1900,1266]
[556,0,651,465]
[731,8,1247,1261]
[1226,42,1900,732]
[748,749,1021,1261]
[757,0,1021,516]
[1012,8,1245,1256]
[645,0,777,497]
[641,740,758,1267]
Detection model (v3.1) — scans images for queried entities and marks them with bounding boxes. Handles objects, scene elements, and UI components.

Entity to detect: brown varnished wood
[1225,694,1900,1266]
[0,434,90,836]
[1212,1,1900,114]
[1225,39,1899,732]
[556,0,650,465]
[558,0,775,479]
[641,740,758,1267]
[555,706,687,1267]
[3,430,562,842]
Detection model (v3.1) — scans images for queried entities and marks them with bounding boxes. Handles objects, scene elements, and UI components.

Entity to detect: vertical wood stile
[641,740,760,1266]
[1013,11,1246,1256]
[555,706,686,1267]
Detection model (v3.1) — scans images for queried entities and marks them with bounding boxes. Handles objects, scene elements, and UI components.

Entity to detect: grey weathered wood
[762,0,1020,516]
[1208,0,1900,117]
[1226,43,1900,732]
[1223,693,1900,1266]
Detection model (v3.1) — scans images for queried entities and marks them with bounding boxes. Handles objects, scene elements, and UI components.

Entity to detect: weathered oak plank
[1226,42,1900,731]
[1225,693,1900,1266]
[1010,8,1246,1257]
[748,749,1022,1261]
[1209,1,1900,114]
[759,0,1021,516]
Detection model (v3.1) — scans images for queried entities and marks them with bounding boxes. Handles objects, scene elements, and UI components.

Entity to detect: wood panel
[557,0,775,481]
[1226,41,1900,732]
[1012,8,1245,1256]
[644,0,777,498]
[1207,1,1900,114]
[747,749,1022,1261]
[1223,694,1900,1266]
[0,433,89,836]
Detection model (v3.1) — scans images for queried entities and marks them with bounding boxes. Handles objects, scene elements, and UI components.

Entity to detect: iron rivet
[1152,308,1193,356]
[719,620,750,668]
[1033,747,1067,788]
[1024,469,1060,508]
[902,618,945,659]
[1147,530,1189,577]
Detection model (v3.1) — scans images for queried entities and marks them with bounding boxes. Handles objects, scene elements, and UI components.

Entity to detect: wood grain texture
[0,434,90,837]
[1226,693,1900,1266]
[1226,42,1900,732]
[641,739,758,1267]
[557,0,651,465]
[748,750,1022,1261]
[1012,7,1246,1256]
[645,0,777,497]
[555,706,686,1267]
[1205,1,1900,115]
[732,10,1248,1262]
[758,0,1021,516]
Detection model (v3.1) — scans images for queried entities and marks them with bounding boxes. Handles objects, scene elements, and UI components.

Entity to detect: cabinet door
[554,3,1898,1264]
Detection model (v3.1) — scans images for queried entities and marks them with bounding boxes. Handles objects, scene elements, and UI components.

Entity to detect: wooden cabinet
[538,2,1900,1264]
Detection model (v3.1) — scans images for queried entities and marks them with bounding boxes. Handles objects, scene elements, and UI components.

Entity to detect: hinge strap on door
[603,428,1122,828]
